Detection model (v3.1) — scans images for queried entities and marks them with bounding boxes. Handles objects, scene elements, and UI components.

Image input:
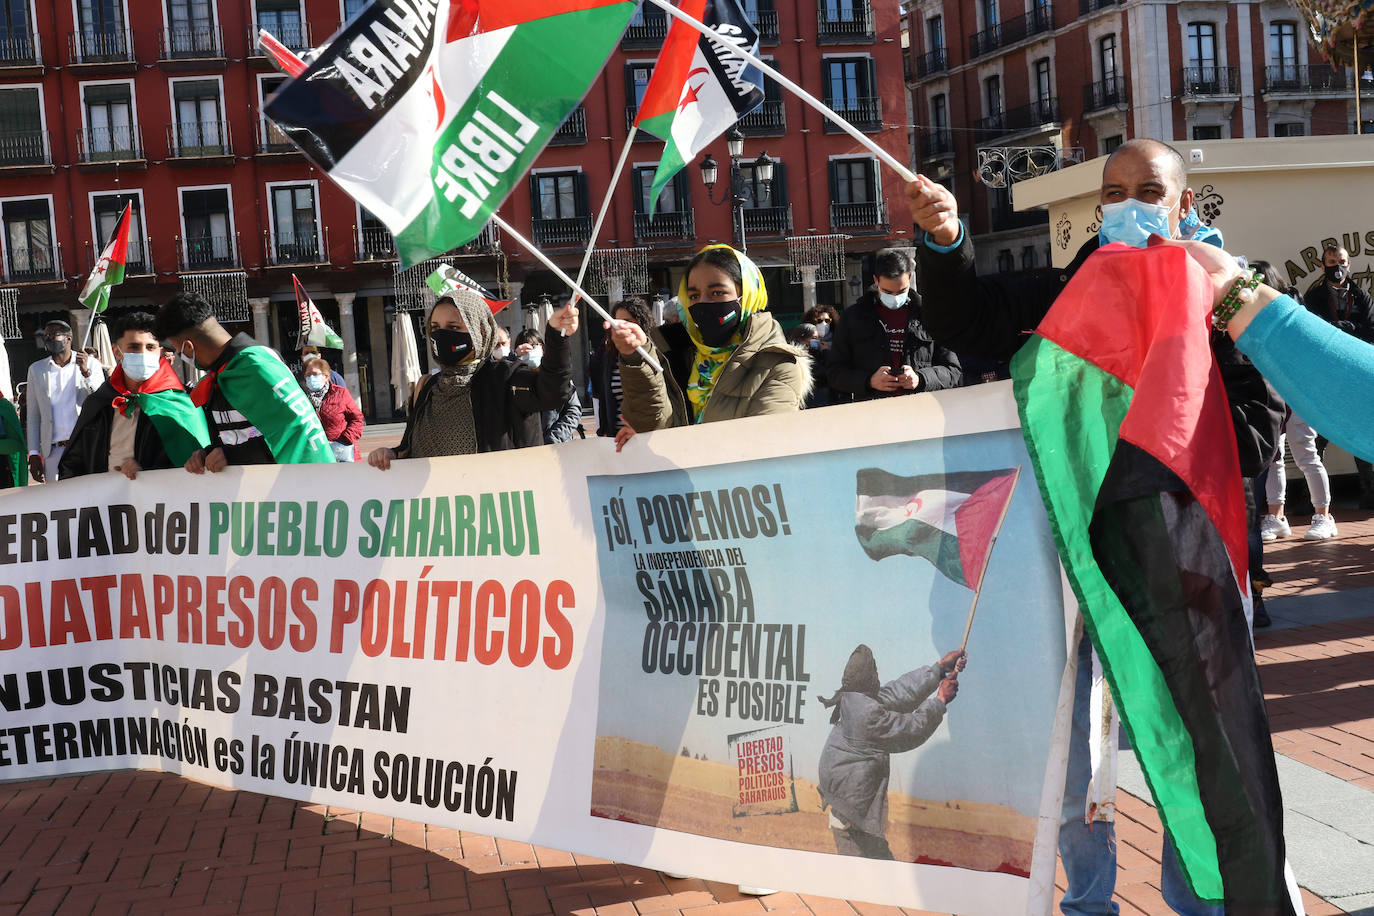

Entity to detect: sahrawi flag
[293,275,344,349]
[635,0,764,213]
[426,262,512,314]
[1012,243,1298,914]
[263,0,637,267]
[854,467,1019,589]
[79,202,131,313]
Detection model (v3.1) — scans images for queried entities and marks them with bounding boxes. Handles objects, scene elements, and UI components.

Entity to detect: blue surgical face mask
[878,290,909,310]
[1098,197,1178,249]
[519,347,543,368]
[305,374,327,392]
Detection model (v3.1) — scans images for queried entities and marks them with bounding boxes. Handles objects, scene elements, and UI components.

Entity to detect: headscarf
[678,244,767,422]
[818,644,880,724]
[407,290,497,459]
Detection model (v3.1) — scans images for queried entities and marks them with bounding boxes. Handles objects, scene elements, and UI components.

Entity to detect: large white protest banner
[0,384,1072,915]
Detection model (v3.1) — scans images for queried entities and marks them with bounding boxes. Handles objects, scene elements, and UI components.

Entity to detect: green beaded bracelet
[1212,270,1261,331]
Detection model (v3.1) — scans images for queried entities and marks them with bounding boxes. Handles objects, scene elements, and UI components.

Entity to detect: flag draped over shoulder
[294,276,345,349]
[79,203,130,314]
[634,0,763,213]
[1011,243,1295,914]
[854,467,1019,588]
[263,0,637,267]
[110,363,211,467]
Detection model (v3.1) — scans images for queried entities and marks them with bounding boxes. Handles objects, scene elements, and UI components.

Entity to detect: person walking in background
[827,249,961,401]
[59,311,209,480]
[367,290,578,467]
[303,356,364,462]
[590,297,652,438]
[155,293,334,469]
[609,244,809,429]
[26,319,104,482]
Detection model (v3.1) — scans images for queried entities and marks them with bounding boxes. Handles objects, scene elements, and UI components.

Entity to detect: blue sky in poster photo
[588,427,1067,820]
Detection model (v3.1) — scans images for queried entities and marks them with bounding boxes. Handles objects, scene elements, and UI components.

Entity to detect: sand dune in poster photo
[591,737,1033,876]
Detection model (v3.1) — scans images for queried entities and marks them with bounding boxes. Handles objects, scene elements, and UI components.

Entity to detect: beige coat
[619,312,810,430]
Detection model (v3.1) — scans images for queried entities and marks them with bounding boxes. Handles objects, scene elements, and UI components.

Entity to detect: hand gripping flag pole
[646,0,918,184]
[490,214,662,374]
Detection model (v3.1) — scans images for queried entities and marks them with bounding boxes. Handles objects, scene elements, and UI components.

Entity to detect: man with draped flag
[263,0,639,267]
[634,0,763,214]
[59,311,210,480]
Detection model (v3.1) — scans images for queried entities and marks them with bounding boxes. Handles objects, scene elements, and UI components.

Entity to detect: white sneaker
[737,887,777,896]
[1304,513,1339,540]
[1260,514,1291,541]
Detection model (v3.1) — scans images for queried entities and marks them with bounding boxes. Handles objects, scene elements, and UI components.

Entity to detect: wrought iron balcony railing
[974,99,1060,138]
[915,48,947,78]
[818,1,874,43]
[1079,0,1123,15]
[634,209,695,244]
[1179,66,1239,96]
[249,22,310,54]
[168,121,231,158]
[822,96,881,133]
[830,199,888,232]
[69,28,133,65]
[255,118,297,155]
[1083,76,1128,112]
[969,6,1053,58]
[160,24,224,60]
[0,129,50,167]
[355,225,397,262]
[550,105,586,145]
[77,125,144,162]
[919,129,954,159]
[0,31,40,67]
[741,205,792,237]
[5,242,60,282]
[738,98,786,134]
[1262,64,1349,93]
[178,233,240,271]
[531,215,592,248]
[752,7,779,44]
[621,9,667,48]
[268,231,326,266]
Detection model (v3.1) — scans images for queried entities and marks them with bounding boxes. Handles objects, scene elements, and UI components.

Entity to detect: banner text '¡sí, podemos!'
[433,91,538,219]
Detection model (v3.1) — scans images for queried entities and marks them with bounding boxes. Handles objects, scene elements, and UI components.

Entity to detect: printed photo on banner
[586,427,1066,878]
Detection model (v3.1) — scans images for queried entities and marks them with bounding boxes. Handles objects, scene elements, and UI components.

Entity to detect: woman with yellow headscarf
[611,244,810,430]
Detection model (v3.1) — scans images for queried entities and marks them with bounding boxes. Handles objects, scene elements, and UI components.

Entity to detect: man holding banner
[154,293,334,470]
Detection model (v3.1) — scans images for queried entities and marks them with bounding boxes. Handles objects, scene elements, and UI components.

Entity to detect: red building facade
[0,0,913,419]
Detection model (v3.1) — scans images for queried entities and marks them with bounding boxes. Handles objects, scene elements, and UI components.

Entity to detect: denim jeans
[1059,634,1223,916]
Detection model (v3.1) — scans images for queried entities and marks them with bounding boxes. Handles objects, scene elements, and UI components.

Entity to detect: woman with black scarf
[367,289,579,467]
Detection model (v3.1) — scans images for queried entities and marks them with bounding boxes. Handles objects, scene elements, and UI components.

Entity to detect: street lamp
[699,129,773,253]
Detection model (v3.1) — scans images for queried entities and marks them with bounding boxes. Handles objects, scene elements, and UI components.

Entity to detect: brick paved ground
[0,515,1368,916]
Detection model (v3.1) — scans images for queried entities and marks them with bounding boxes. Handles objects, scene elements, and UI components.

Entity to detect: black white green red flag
[79,202,130,314]
[634,0,764,213]
[854,467,1019,589]
[293,275,345,350]
[263,0,637,267]
[1011,242,1297,914]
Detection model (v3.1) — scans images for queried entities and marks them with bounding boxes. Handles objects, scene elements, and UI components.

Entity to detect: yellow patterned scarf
[681,245,767,422]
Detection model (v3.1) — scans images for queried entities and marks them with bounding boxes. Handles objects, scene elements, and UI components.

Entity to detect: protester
[297,345,347,388]
[1303,244,1374,507]
[801,304,844,406]
[590,297,652,437]
[906,137,1283,916]
[609,244,809,429]
[817,645,965,859]
[1158,235,1374,470]
[515,329,582,444]
[58,311,210,480]
[0,394,25,488]
[25,319,104,482]
[367,290,578,467]
[492,326,512,361]
[828,248,961,400]
[154,292,334,469]
[304,356,364,462]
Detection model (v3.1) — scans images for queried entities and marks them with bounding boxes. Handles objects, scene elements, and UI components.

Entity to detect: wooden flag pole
[958,466,1023,653]
[490,213,663,373]
[572,127,639,308]
[646,0,918,183]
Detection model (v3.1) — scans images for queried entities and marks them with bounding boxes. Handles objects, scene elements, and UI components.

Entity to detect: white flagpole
[489,213,663,374]
[572,126,639,307]
[645,0,918,183]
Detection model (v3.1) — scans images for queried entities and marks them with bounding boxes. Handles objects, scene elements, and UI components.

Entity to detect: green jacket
[619,312,810,430]
[0,396,26,487]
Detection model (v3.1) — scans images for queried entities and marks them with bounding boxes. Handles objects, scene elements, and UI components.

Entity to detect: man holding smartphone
[827,249,962,401]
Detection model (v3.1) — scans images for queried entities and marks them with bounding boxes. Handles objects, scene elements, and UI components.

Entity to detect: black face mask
[430,327,473,366]
[1325,264,1349,284]
[689,300,743,348]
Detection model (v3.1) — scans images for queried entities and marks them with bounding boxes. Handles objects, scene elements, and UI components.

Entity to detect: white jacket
[25,355,103,455]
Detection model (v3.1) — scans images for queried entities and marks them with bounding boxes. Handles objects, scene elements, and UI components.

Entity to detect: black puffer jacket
[917,233,1283,475]
[58,382,175,478]
[827,291,962,399]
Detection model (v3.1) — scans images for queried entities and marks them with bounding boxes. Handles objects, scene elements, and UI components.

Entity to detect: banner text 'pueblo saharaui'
[0,389,1073,916]
[263,0,637,268]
